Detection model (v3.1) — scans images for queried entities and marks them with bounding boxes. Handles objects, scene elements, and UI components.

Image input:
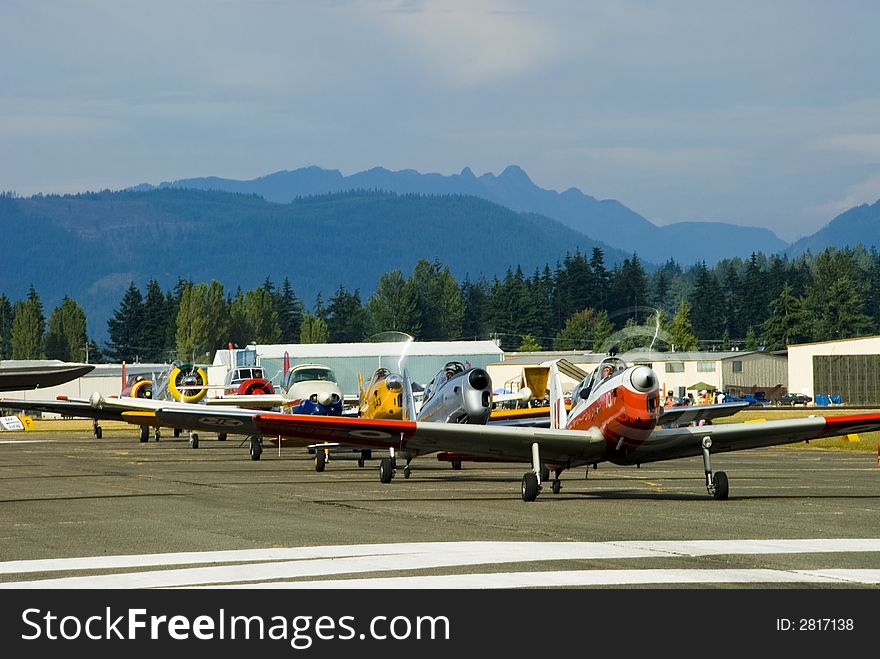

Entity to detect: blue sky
[2,0,879,241]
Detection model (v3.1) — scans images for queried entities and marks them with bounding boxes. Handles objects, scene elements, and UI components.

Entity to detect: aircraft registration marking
[197,417,245,427]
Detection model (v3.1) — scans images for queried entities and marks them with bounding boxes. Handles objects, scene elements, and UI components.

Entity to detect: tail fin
[549,361,568,430]
[121,361,127,394]
[401,369,417,422]
[357,372,365,405]
[283,351,290,375]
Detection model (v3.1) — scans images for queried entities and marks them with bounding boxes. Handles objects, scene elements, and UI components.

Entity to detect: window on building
[732,361,743,373]
[697,361,716,372]
[665,362,684,373]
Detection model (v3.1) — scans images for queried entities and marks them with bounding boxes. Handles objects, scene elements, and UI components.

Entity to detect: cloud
[811,133,880,163]
[809,171,880,220]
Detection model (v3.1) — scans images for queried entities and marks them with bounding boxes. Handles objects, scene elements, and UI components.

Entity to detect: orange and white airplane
[209,355,880,502]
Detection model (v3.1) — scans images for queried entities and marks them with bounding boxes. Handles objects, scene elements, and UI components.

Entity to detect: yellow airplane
[358,367,405,420]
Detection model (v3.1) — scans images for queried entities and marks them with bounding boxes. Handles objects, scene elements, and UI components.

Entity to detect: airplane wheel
[139,426,149,443]
[522,472,540,502]
[190,433,199,449]
[357,458,365,468]
[154,428,161,442]
[713,471,729,500]
[218,432,227,442]
[249,436,262,461]
[379,458,394,484]
[173,428,181,438]
[95,427,102,439]
[451,460,462,470]
[315,449,326,472]
[551,480,561,495]
[404,466,411,479]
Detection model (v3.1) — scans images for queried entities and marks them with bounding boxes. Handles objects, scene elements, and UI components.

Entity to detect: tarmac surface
[1,426,879,588]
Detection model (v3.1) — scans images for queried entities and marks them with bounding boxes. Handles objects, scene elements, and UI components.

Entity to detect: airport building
[787,335,880,405]
[490,350,787,400]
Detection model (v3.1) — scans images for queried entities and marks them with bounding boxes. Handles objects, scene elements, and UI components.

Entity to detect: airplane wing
[154,406,269,436]
[624,413,880,465]
[657,401,752,426]
[252,413,609,464]
[250,411,880,468]
[0,397,125,422]
[203,394,286,409]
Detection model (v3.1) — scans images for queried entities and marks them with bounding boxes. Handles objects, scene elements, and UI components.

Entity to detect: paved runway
[1,427,878,587]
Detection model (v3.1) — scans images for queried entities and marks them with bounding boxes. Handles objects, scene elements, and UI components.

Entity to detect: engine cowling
[237,378,275,396]
[168,364,208,403]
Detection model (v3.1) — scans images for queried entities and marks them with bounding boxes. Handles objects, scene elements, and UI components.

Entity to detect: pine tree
[553,308,613,351]
[300,313,329,344]
[689,261,725,343]
[365,270,420,337]
[324,286,366,342]
[610,254,648,324]
[761,283,809,351]
[460,276,490,340]
[139,280,169,362]
[517,334,542,352]
[107,282,144,362]
[45,297,87,362]
[274,277,304,343]
[744,326,758,351]
[667,301,698,351]
[0,294,13,359]
[10,296,46,359]
[175,284,210,362]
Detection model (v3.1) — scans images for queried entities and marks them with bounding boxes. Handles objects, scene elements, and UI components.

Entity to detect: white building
[787,335,880,405]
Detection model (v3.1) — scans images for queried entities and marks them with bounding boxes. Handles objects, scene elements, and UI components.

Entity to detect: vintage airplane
[222,355,880,502]
[0,359,95,392]
[2,361,216,447]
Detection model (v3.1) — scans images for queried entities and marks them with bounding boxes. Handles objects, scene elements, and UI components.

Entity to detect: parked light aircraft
[222,356,880,502]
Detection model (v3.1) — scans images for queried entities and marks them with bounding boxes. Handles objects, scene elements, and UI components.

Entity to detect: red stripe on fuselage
[254,413,418,448]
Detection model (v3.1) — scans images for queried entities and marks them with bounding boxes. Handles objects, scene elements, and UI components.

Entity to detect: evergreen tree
[553,308,613,351]
[324,286,367,342]
[274,277,304,343]
[610,254,648,324]
[405,259,463,340]
[761,283,809,351]
[689,261,725,343]
[300,313,329,343]
[0,294,12,359]
[139,279,169,362]
[589,247,611,312]
[517,334,542,352]
[10,296,46,359]
[744,326,758,351]
[175,284,210,362]
[667,301,698,351]
[460,276,490,341]
[204,280,230,359]
[230,288,281,345]
[805,249,871,340]
[45,297,87,362]
[365,270,420,337]
[107,282,144,362]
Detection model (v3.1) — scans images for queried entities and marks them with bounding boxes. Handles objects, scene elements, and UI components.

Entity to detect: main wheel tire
[404,466,411,479]
[154,429,161,442]
[451,460,462,470]
[250,437,262,461]
[357,458,365,468]
[379,457,394,484]
[713,471,729,500]
[95,427,102,439]
[217,432,227,442]
[190,433,199,449]
[139,426,149,443]
[522,472,540,502]
[315,449,326,472]
[551,480,562,495]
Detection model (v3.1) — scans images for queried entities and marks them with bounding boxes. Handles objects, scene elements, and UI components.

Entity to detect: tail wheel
[250,436,262,461]
[168,364,208,403]
[315,448,327,472]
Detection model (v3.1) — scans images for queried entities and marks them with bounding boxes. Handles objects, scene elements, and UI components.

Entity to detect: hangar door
[813,354,880,405]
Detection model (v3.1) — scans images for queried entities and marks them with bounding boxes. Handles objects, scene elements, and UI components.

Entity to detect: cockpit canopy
[423,361,467,403]
[282,365,337,391]
[571,357,628,402]
[225,367,266,386]
[371,368,391,385]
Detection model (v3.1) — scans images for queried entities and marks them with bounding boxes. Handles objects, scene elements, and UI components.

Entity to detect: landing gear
[701,436,729,500]
[189,432,199,449]
[403,458,412,479]
[139,425,149,443]
[249,435,262,461]
[451,460,462,470]
[217,432,227,441]
[379,457,395,484]
[154,428,161,442]
[315,447,327,472]
[92,420,102,439]
[551,468,563,495]
[521,442,543,502]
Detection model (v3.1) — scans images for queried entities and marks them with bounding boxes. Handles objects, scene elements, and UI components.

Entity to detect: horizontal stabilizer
[554,359,589,382]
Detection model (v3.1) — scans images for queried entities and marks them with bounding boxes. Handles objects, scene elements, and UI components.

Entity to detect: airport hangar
[787,335,880,405]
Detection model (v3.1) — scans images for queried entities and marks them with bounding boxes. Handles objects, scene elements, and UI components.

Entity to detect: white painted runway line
[1,539,879,589]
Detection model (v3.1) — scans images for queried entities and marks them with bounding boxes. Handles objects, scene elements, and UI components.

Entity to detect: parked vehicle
[776,393,812,406]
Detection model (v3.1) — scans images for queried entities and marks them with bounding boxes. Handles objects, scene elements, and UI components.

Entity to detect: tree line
[2,246,880,363]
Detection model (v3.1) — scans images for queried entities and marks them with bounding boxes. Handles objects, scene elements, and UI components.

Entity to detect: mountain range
[137,165,796,264]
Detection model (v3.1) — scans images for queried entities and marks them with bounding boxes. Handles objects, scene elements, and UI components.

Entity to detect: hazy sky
[2,0,879,241]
